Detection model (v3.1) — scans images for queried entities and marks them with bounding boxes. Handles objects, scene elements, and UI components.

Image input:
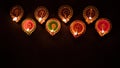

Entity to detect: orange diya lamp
[70,20,86,38]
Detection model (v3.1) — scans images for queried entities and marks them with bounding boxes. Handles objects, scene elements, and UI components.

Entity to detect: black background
[0,0,119,68]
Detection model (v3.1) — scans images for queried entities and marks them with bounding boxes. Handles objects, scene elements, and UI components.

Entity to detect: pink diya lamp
[95,18,112,37]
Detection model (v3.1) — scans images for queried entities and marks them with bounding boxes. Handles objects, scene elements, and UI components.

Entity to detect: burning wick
[74,31,78,36]
[38,17,42,22]
[101,29,104,34]
[88,16,92,19]
[88,9,93,20]
[101,24,105,35]
[26,28,30,31]
[51,30,54,33]
[63,19,67,23]
[50,29,55,35]
[100,28,105,36]
[13,17,18,22]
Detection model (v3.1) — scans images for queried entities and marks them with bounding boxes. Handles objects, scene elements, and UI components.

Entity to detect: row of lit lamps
[10,5,112,38]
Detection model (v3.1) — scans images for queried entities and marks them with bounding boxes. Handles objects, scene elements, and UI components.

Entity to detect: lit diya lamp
[83,5,99,24]
[21,18,36,35]
[10,5,24,23]
[34,6,49,24]
[95,18,112,37]
[70,20,86,38]
[58,5,73,23]
[46,18,61,36]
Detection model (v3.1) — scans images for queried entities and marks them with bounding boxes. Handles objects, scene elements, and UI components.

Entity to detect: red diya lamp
[10,5,24,23]
[95,18,112,37]
[34,6,49,24]
[83,5,99,24]
[70,20,86,38]
[21,18,36,35]
[46,18,61,36]
[58,5,73,23]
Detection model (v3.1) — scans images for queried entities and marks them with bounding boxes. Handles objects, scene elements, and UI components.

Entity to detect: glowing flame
[13,17,18,22]
[51,30,54,32]
[38,17,42,22]
[88,16,92,19]
[26,28,30,31]
[63,19,67,23]
[101,29,104,34]
[74,31,78,36]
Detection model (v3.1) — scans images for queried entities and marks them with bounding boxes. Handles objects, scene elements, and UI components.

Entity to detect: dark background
[0,0,119,68]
